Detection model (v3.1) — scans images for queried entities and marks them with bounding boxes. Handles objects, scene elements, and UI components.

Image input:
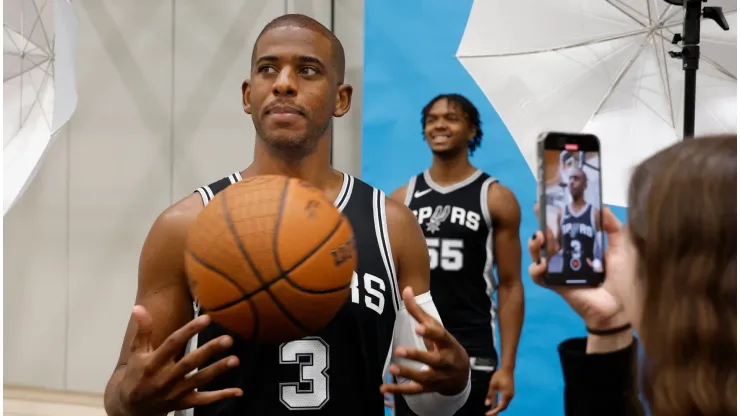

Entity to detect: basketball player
[390,94,524,416]
[546,166,603,277]
[103,15,471,416]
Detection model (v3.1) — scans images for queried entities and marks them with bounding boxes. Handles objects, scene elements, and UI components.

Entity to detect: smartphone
[537,132,605,286]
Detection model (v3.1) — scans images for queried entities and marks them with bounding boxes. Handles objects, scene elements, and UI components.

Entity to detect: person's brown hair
[627,134,737,416]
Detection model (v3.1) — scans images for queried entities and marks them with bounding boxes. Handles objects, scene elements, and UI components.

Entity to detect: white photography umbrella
[457,0,736,206]
[4,0,78,215]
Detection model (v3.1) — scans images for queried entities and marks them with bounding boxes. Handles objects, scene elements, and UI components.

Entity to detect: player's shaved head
[252,14,346,83]
[569,166,587,180]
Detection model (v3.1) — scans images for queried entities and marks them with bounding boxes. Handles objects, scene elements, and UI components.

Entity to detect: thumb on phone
[130,305,154,352]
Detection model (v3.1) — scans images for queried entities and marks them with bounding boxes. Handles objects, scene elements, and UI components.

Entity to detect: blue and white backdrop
[363,1,736,415]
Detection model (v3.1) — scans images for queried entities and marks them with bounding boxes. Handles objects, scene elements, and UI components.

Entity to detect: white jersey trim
[403,175,417,206]
[480,177,498,230]
[373,189,401,313]
[479,176,499,349]
[423,169,483,195]
[180,170,244,416]
[195,187,209,207]
[334,173,354,212]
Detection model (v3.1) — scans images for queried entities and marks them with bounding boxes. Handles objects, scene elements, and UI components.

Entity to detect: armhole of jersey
[182,172,242,409]
[403,175,417,206]
[334,173,354,212]
[480,177,499,348]
[195,185,213,207]
[373,189,401,313]
[229,170,243,184]
[480,177,498,230]
[591,203,597,229]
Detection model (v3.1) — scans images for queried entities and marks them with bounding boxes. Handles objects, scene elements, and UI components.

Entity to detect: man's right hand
[117,305,243,415]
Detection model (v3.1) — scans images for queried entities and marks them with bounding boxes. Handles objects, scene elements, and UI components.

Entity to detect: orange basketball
[184,175,356,343]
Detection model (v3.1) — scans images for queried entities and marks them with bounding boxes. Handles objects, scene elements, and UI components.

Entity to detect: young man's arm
[389,184,409,204]
[485,183,524,414]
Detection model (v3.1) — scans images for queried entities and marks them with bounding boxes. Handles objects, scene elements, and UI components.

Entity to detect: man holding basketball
[546,166,603,277]
[103,14,471,416]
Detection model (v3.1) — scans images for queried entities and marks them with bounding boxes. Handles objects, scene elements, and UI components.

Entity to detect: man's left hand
[379,287,470,397]
[485,369,515,415]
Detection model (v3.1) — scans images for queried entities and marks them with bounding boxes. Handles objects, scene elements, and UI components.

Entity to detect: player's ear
[467,125,477,141]
[333,84,353,118]
[242,79,252,114]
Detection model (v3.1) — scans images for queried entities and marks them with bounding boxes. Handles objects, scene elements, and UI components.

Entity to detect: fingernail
[235,389,243,397]
[197,315,211,325]
[220,336,233,347]
[415,325,426,335]
[485,399,491,406]
[227,357,239,367]
[395,347,407,357]
[389,365,400,375]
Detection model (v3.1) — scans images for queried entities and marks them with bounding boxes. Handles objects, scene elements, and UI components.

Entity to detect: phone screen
[540,134,605,286]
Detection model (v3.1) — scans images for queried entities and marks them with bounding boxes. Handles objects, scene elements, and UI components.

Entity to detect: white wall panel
[2,0,365,394]
[3,128,70,390]
[64,0,174,393]
[333,0,364,177]
[171,0,284,197]
[287,0,332,29]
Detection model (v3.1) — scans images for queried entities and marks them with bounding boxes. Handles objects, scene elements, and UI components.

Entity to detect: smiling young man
[103,16,472,416]
[390,94,524,415]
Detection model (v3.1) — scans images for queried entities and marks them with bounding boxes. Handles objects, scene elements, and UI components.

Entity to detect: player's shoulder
[388,172,425,204]
[485,179,516,204]
[484,179,520,224]
[383,191,420,243]
[151,193,204,241]
[389,184,408,203]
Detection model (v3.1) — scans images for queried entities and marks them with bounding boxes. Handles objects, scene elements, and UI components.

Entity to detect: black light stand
[665,0,729,139]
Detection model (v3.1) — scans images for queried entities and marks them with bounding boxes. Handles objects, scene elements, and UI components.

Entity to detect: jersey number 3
[427,238,464,271]
[279,337,330,410]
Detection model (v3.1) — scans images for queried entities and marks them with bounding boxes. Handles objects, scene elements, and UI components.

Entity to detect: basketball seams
[220,187,313,336]
[193,213,349,312]
[186,250,247,297]
[272,176,292,273]
[186,250,261,339]
[280,215,351,293]
[274,178,353,293]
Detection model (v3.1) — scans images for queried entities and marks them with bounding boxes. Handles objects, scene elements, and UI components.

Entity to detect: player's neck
[247,135,339,193]
[571,198,587,209]
[428,155,477,187]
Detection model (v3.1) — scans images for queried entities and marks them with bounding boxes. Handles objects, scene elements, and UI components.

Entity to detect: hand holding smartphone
[536,132,605,287]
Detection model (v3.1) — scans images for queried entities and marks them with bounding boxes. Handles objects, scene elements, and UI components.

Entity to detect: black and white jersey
[404,169,498,358]
[177,171,401,416]
[560,203,597,276]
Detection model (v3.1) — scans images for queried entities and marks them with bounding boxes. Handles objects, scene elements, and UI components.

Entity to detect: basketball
[184,175,357,343]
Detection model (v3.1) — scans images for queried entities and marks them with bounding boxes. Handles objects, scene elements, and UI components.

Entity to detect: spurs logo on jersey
[179,172,401,416]
[404,169,500,358]
[412,205,482,234]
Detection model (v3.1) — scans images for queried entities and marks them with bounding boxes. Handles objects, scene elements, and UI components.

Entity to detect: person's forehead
[429,99,463,116]
[254,26,332,61]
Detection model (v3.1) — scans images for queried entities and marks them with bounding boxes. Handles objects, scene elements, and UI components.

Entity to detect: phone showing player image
[537,132,605,287]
